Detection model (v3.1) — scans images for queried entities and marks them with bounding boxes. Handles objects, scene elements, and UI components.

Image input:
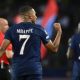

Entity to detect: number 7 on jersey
[19,35,30,55]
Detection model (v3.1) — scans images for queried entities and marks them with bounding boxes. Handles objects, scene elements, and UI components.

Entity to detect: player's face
[29,9,37,23]
[2,20,9,33]
[0,19,9,33]
[3,23,9,33]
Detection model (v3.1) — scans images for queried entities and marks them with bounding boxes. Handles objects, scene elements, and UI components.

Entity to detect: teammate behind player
[66,22,80,80]
[0,6,62,80]
[0,18,13,80]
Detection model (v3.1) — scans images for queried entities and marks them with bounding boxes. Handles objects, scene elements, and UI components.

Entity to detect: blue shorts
[12,74,42,80]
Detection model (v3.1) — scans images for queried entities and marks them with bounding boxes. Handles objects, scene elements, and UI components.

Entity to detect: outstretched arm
[45,23,62,52]
[0,39,10,57]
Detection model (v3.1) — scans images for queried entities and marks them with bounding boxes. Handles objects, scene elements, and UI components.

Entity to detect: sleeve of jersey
[4,28,12,41]
[41,29,50,44]
[69,36,76,49]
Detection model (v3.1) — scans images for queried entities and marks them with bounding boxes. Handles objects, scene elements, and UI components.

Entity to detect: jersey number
[19,35,30,55]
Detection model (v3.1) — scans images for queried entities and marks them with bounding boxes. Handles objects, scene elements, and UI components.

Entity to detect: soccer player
[0,6,62,80]
[0,18,13,80]
[66,23,80,80]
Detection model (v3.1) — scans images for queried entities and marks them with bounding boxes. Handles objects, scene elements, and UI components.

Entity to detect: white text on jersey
[17,29,33,34]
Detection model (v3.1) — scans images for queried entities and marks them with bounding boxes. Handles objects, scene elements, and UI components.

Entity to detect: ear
[29,15,33,19]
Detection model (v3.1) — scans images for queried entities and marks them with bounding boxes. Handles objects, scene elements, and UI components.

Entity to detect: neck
[24,20,32,23]
[22,17,32,23]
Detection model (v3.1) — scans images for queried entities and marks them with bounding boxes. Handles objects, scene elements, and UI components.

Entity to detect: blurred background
[0,0,80,80]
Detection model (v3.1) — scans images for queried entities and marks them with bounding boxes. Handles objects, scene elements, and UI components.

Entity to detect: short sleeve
[4,28,12,41]
[69,35,76,49]
[41,29,50,44]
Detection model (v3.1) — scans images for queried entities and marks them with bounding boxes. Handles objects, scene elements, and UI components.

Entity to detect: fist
[54,23,62,32]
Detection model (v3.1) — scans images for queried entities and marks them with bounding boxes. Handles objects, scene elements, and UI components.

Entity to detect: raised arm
[45,23,62,52]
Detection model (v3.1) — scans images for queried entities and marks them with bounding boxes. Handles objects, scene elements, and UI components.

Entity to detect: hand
[54,23,62,33]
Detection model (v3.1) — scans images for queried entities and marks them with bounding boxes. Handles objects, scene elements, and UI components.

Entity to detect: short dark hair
[19,5,33,15]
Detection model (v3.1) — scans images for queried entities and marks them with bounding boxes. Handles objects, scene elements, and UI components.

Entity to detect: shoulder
[8,24,18,31]
[70,33,80,43]
[72,33,80,39]
[0,32,4,44]
[34,24,45,31]
[0,32,4,36]
[5,24,16,35]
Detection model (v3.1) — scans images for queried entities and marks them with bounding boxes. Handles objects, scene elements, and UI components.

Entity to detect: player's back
[7,22,44,75]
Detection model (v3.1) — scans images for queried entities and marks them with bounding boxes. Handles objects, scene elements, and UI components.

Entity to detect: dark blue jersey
[5,22,50,76]
[69,33,80,61]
